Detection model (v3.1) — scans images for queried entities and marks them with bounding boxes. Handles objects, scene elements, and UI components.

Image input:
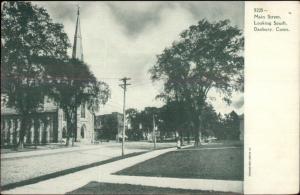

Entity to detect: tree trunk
[192,120,200,147]
[72,106,77,146]
[74,107,77,142]
[187,129,190,144]
[66,137,70,146]
[65,109,72,146]
[18,115,29,150]
[194,110,204,147]
[198,113,203,146]
[194,129,199,147]
[195,120,203,147]
[34,118,38,149]
[198,129,202,145]
[72,128,75,147]
[179,129,183,146]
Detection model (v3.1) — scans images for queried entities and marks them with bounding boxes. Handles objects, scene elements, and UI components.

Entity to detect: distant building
[94,112,124,141]
[1,7,94,146]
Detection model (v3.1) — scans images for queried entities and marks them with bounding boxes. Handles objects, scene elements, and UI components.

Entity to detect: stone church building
[1,8,95,146]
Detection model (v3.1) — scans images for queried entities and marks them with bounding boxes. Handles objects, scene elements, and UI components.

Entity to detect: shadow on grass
[115,147,243,181]
[67,181,241,195]
[1,151,146,191]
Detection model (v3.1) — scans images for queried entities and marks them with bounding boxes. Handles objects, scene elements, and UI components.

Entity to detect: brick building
[94,112,124,141]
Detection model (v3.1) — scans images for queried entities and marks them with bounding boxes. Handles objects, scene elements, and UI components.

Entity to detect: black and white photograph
[1,1,298,194]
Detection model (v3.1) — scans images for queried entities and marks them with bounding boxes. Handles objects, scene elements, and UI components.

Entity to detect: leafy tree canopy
[150,19,244,112]
[1,1,70,114]
[39,57,111,113]
[126,108,139,130]
[149,19,244,145]
[1,1,71,148]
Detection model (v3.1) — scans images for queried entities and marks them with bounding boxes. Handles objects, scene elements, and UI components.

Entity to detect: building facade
[1,97,60,146]
[94,112,124,141]
[1,7,95,146]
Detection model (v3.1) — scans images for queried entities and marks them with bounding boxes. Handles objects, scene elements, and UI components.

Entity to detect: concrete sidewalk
[2,145,243,194]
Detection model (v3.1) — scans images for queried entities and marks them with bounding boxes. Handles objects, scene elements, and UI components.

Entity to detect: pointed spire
[72,5,84,61]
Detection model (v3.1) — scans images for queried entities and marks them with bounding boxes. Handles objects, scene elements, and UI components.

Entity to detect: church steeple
[72,6,83,61]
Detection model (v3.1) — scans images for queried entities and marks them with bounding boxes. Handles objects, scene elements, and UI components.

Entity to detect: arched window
[81,104,85,118]
[81,125,85,138]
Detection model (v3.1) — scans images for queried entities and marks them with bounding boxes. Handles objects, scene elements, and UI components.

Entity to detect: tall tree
[139,107,159,140]
[43,58,110,146]
[159,100,189,143]
[200,103,219,139]
[1,2,70,148]
[126,108,139,130]
[101,114,119,140]
[150,19,244,146]
[213,113,226,140]
[223,111,240,140]
[126,108,143,140]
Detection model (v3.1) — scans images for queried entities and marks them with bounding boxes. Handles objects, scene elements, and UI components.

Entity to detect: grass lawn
[115,147,243,181]
[67,181,239,194]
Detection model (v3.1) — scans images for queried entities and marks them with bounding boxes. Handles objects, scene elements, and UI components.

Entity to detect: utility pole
[119,77,131,156]
[153,114,156,149]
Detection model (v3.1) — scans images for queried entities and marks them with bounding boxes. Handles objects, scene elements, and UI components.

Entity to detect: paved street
[2,146,243,194]
[1,142,175,186]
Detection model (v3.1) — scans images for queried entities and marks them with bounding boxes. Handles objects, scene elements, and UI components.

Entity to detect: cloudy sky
[35,1,244,115]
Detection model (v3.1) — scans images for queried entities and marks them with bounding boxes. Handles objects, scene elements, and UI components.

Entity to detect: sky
[35,1,244,115]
